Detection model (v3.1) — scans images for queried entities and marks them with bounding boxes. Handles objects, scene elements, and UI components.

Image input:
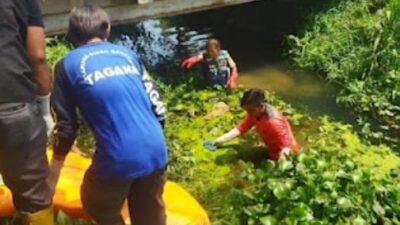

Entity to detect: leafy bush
[46,38,71,72]
[231,149,400,225]
[288,0,400,148]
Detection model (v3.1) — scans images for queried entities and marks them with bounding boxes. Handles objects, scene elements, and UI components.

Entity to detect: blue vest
[203,50,231,86]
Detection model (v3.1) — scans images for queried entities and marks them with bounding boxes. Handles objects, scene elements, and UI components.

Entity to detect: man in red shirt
[214,89,299,161]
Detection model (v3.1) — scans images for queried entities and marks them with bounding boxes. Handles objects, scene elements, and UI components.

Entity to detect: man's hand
[279,147,291,160]
[227,68,238,89]
[227,79,237,89]
[215,127,241,144]
[47,154,66,194]
[213,140,223,147]
[36,94,54,138]
[203,140,218,151]
[181,55,202,69]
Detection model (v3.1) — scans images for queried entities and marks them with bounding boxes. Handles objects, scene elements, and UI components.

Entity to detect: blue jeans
[208,74,228,87]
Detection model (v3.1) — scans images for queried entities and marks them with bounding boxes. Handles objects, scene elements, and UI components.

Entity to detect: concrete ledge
[43,0,258,35]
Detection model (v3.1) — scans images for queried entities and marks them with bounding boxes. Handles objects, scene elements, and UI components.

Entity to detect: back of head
[67,5,110,47]
[240,88,266,107]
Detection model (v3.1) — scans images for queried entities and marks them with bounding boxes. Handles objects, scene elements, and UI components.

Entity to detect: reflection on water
[239,66,326,98]
[112,20,212,67]
[238,64,348,120]
[113,20,177,67]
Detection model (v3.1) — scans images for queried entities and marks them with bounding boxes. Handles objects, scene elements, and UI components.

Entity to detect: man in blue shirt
[48,5,168,225]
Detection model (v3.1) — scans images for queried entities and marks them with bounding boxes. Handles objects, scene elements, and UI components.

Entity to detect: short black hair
[67,5,110,47]
[240,88,266,107]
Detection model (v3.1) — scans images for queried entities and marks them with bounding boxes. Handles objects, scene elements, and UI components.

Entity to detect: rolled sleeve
[236,115,254,134]
[27,0,44,27]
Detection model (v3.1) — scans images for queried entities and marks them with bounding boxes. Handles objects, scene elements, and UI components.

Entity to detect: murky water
[238,64,347,120]
[111,1,355,123]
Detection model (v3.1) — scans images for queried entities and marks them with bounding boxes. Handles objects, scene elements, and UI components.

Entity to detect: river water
[110,1,354,123]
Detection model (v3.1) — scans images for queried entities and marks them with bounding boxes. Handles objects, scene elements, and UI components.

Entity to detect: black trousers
[0,103,51,213]
[81,166,167,225]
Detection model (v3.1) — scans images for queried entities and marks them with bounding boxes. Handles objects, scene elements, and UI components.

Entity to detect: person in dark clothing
[48,5,168,225]
[0,0,54,224]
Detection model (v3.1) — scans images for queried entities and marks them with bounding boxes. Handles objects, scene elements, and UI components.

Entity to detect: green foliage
[0,212,92,225]
[45,38,72,72]
[55,212,92,225]
[233,150,400,225]
[308,117,400,178]
[162,84,250,225]
[288,0,400,148]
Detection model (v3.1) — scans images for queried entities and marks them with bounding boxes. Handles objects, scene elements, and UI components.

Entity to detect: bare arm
[226,53,238,89]
[215,127,241,143]
[227,55,237,69]
[26,26,52,95]
[214,116,254,144]
[181,54,204,69]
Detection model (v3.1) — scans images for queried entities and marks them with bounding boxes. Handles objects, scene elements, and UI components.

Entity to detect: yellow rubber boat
[0,150,210,225]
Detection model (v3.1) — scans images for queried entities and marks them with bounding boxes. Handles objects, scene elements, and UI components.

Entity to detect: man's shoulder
[64,43,130,58]
[108,43,137,53]
[265,104,282,120]
[64,47,84,58]
[219,50,229,57]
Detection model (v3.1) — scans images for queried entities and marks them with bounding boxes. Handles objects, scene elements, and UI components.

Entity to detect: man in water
[181,38,239,89]
[213,88,299,161]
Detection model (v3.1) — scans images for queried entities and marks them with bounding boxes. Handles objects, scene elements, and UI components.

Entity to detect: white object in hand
[36,94,54,138]
[47,157,64,194]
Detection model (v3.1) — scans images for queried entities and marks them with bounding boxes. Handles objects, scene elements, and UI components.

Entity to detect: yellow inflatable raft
[0,151,210,225]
